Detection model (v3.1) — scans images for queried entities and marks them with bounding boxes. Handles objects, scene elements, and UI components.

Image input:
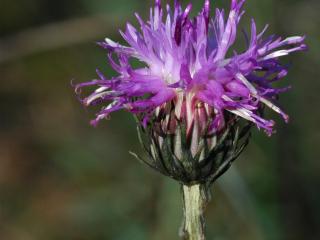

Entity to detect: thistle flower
[75,0,305,183]
[75,0,305,239]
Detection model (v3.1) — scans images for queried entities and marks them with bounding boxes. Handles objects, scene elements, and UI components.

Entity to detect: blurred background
[0,0,319,239]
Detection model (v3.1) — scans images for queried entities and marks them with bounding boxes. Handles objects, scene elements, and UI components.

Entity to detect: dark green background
[0,0,319,239]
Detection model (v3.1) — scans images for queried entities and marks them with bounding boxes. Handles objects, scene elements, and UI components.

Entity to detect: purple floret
[75,0,306,136]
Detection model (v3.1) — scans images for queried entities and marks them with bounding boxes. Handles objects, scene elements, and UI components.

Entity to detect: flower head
[76,0,305,136]
[75,0,305,183]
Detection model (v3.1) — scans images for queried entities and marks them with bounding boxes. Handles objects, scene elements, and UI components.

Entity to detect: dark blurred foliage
[0,0,319,239]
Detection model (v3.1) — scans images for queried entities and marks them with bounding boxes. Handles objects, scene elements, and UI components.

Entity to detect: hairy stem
[180,183,210,240]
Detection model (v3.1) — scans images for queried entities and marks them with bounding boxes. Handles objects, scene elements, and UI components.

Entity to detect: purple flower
[75,0,306,136]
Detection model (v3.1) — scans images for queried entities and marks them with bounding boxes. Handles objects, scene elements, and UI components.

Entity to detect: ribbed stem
[180,183,209,240]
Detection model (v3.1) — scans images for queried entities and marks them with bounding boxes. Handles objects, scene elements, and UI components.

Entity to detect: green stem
[180,183,209,240]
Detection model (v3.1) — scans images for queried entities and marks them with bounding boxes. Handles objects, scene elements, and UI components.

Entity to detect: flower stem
[180,183,209,240]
